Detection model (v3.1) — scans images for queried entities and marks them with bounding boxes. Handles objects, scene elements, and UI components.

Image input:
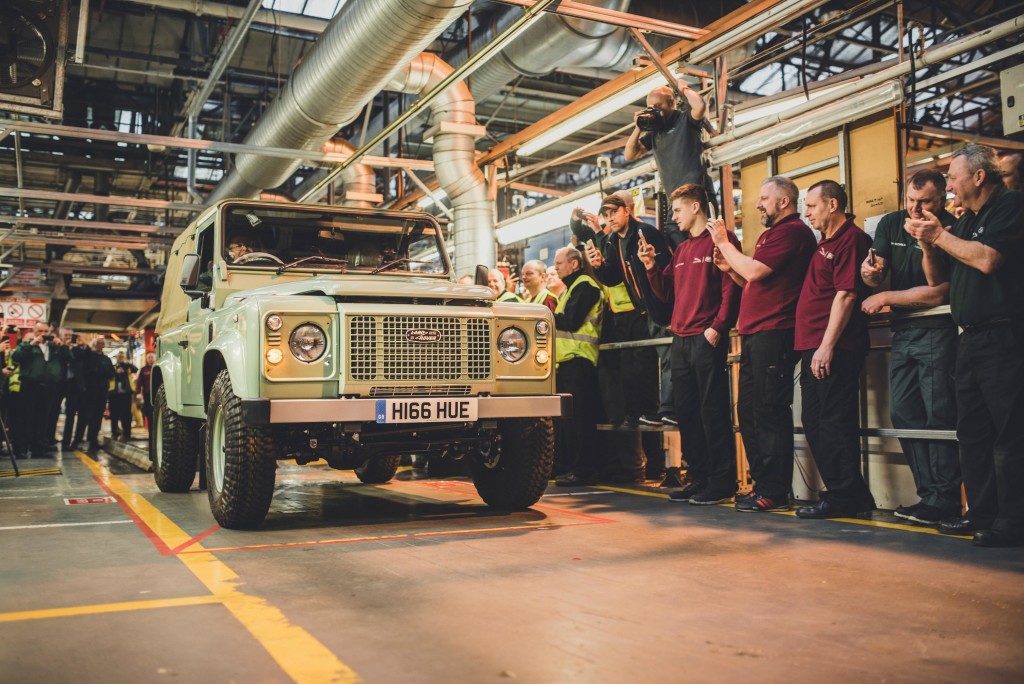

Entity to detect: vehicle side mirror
[180,253,204,298]
[474,264,489,287]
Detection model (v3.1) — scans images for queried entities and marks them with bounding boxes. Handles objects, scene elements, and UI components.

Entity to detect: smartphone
[585,239,596,251]
[868,248,877,266]
[708,202,719,222]
[71,333,79,344]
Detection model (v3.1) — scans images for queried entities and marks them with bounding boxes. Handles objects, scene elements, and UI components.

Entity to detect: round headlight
[535,320,550,336]
[497,327,528,363]
[536,350,550,365]
[266,314,283,331]
[266,348,284,364]
[288,324,327,362]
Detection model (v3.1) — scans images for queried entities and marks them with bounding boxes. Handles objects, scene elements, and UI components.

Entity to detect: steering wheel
[233,251,285,265]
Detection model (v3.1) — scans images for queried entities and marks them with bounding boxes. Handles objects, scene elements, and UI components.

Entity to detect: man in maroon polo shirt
[709,175,817,512]
[794,180,875,519]
[640,184,742,504]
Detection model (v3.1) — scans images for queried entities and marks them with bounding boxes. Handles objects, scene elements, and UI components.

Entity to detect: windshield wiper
[277,255,348,274]
[370,257,412,274]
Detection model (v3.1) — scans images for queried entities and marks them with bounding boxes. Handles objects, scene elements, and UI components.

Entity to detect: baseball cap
[599,194,628,213]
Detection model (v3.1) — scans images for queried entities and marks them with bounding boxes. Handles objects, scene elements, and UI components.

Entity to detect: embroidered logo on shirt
[971,226,985,239]
[818,247,834,260]
[692,256,713,264]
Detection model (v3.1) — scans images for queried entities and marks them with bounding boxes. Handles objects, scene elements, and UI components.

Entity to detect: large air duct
[321,139,378,209]
[207,0,472,202]
[386,53,493,272]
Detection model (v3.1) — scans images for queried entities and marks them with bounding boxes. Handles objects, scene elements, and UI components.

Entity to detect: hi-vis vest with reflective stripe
[530,287,557,306]
[497,290,522,303]
[555,274,602,366]
[604,282,635,314]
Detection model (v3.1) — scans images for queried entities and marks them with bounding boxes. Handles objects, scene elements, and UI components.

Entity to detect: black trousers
[671,334,736,493]
[108,393,132,439]
[738,329,800,499]
[889,326,961,514]
[799,349,874,510]
[556,357,602,477]
[612,309,659,421]
[21,381,58,455]
[76,387,108,447]
[955,324,1024,533]
[62,389,84,447]
[47,380,66,443]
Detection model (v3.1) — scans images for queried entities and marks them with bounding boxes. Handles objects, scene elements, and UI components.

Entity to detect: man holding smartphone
[861,169,960,525]
[11,321,68,458]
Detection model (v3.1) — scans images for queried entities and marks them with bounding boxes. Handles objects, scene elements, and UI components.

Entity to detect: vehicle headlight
[288,323,327,362]
[266,314,283,331]
[535,320,550,336]
[497,327,528,363]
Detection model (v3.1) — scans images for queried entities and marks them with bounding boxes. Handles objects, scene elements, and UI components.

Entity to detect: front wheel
[152,384,199,492]
[354,454,401,484]
[471,418,554,510]
[205,370,277,529]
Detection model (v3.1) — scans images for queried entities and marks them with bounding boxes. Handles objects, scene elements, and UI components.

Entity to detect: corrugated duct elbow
[207,0,472,203]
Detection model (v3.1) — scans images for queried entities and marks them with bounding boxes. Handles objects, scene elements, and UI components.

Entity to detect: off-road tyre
[205,370,277,529]
[152,384,199,492]
[354,454,401,484]
[471,418,554,510]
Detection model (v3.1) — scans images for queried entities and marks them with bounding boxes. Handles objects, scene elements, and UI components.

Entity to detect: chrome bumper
[241,394,572,425]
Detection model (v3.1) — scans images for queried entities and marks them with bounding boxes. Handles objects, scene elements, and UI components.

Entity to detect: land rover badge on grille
[406,328,442,343]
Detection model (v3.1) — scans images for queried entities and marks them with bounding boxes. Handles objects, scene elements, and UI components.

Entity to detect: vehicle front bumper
[240,394,572,425]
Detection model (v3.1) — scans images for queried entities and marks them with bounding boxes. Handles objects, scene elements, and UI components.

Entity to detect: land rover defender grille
[348,315,491,382]
[368,385,472,397]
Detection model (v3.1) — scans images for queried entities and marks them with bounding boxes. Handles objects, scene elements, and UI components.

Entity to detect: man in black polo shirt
[906,143,1024,547]
[861,170,960,525]
[794,180,876,520]
[624,83,716,248]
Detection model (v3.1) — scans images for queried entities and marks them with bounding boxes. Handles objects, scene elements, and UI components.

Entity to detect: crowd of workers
[529,80,1024,548]
[0,324,154,458]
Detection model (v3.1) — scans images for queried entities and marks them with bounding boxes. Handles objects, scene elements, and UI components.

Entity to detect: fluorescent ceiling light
[706,81,904,167]
[517,75,659,158]
[496,194,603,245]
[732,82,850,126]
[688,0,830,65]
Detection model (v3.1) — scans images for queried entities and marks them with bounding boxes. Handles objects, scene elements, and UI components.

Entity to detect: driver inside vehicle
[225,230,260,263]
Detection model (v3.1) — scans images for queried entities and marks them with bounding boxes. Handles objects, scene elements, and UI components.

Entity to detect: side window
[196,227,215,291]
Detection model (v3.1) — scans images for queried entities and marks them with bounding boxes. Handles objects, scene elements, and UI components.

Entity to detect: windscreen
[221,205,449,275]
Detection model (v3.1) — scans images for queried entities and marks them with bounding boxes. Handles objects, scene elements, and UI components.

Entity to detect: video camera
[636,106,666,132]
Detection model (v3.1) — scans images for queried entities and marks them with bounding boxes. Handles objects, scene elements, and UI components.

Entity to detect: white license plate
[375,398,478,424]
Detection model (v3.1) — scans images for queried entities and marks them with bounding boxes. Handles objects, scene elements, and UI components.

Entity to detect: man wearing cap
[906,143,1024,547]
[624,82,717,248]
[582,192,671,434]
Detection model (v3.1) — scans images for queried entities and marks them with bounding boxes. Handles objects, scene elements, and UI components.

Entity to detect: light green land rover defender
[152,200,568,529]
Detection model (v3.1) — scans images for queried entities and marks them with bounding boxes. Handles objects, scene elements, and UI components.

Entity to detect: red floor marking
[92,474,174,556]
[182,517,614,555]
[169,524,221,554]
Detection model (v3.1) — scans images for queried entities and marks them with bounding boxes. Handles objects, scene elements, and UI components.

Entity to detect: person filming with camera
[624,82,717,248]
[11,320,69,458]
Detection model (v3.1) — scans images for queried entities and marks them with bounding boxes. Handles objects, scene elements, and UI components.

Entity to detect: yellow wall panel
[849,114,900,222]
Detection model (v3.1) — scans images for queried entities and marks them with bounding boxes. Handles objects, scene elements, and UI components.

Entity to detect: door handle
[178,340,188,348]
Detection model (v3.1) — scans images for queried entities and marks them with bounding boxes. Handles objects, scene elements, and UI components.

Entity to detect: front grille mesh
[348,315,491,383]
[369,385,472,397]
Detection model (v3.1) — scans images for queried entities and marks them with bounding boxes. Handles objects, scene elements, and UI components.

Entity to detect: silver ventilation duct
[386,53,493,272]
[321,139,377,209]
[208,0,472,203]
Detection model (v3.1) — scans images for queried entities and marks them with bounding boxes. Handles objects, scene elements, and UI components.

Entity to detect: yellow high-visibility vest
[555,274,603,367]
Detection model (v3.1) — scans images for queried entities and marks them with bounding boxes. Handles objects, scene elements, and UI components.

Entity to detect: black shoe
[904,504,945,526]
[616,415,639,429]
[938,516,990,536]
[668,479,705,502]
[658,467,685,488]
[660,414,679,426]
[972,529,1024,548]
[735,493,790,512]
[689,490,735,505]
[638,413,664,426]
[893,502,922,520]
[795,499,872,519]
[554,472,598,487]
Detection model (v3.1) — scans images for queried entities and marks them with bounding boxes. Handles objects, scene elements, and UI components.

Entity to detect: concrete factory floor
[1,444,1022,683]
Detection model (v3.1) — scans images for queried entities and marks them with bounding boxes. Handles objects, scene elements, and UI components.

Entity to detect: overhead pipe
[207,0,473,203]
[386,53,493,271]
[320,139,378,208]
[708,13,1024,148]
[115,0,330,34]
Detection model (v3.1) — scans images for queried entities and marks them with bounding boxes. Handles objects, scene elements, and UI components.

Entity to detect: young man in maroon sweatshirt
[710,176,817,512]
[794,180,876,519]
[641,184,742,504]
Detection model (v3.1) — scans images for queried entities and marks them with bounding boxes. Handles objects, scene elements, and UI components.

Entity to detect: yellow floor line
[77,453,361,684]
[0,595,222,623]
[594,485,954,537]
[0,468,63,478]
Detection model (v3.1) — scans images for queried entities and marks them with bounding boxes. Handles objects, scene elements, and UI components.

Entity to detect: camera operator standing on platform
[624,81,717,248]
